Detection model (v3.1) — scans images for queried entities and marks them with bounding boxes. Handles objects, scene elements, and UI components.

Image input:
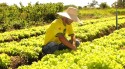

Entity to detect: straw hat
[57,7,80,22]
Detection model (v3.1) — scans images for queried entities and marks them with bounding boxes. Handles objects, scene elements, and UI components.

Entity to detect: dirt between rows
[8,52,44,69]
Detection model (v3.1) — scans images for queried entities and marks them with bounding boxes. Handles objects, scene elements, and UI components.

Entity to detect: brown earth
[10,56,27,69]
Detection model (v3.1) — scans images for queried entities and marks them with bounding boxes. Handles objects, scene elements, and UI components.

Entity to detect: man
[42,7,80,55]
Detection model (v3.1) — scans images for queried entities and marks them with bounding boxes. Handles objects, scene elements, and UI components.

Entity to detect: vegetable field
[0,16,125,69]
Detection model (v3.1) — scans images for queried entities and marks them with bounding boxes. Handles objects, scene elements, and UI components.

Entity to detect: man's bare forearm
[71,34,76,46]
[57,34,76,50]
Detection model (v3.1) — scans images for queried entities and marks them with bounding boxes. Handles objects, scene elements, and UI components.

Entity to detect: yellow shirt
[44,18,74,45]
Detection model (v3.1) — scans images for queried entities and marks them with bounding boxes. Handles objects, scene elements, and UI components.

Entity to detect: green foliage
[117,0,125,8]
[99,2,110,9]
[18,28,125,69]
[0,25,47,42]
[74,16,125,41]
[0,2,63,32]
[112,0,125,8]
[0,34,44,59]
[0,53,11,69]
[88,0,98,8]
[79,8,125,19]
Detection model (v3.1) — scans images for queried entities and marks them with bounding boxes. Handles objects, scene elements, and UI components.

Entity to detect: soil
[9,53,45,69]
[10,56,27,69]
[120,47,125,50]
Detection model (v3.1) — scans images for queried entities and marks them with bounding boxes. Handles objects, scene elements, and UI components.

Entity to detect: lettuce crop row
[17,28,125,69]
[0,26,48,43]
[75,18,125,41]
[0,35,44,59]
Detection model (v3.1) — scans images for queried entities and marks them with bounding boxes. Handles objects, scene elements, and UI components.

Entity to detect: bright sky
[0,0,117,7]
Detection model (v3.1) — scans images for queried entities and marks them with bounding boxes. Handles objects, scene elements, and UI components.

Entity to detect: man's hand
[72,45,77,50]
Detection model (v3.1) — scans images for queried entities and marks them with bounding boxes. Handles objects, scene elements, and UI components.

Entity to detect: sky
[0,0,117,7]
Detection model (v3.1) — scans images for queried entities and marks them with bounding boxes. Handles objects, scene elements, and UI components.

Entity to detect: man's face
[65,18,73,25]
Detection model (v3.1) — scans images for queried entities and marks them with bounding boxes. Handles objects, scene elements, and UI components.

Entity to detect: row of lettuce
[0,53,11,69]
[0,16,125,68]
[17,28,125,69]
[74,16,125,41]
[0,26,48,43]
[82,16,125,25]
[0,35,45,59]
[0,16,125,43]
[0,35,45,68]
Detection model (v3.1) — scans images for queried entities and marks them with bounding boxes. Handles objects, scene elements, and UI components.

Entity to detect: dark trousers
[42,39,80,54]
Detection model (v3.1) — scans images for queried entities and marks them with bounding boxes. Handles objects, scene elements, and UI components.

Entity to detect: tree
[117,0,123,8]
[78,6,83,9]
[88,0,98,8]
[0,3,8,7]
[0,3,9,24]
[123,0,125,7]
[113,0,125,8]
[99,2,110,9]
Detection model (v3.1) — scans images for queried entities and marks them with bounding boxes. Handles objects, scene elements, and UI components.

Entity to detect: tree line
[82,0,125,9]
[0,2,63,32]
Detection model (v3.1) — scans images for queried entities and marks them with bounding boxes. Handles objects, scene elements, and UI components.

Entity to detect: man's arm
[57,34,76,50]
[71,34,76,47]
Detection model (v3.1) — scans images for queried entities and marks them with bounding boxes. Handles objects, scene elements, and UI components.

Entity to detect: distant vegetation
[78,8,125,20]
[0,2,63,32]
[0,0,125,32]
